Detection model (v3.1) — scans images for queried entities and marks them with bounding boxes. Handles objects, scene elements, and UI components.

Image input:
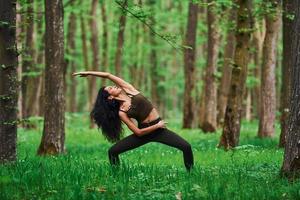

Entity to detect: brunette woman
[73,71,194,171]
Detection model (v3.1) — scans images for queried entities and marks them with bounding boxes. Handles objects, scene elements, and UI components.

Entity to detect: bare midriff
[141,108,160,123]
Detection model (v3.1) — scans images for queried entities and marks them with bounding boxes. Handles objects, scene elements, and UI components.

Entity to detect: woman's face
[105,86,122,99]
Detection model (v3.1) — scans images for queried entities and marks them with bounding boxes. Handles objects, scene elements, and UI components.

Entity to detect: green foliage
[0,114,298,199]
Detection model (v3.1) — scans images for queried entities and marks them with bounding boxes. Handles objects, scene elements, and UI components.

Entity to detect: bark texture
[217,8,236,127]
[183,1,198,128]
[66,10,77,112]
[279,0,293,147]
[21,0,38,120]
[101,2,108,86]
[258,0,281,138]
[251,20,265,119]
[148,0,163,111]
[0,0,18,163]
[281,0,300,178]
[36,6,45,117]
[37,0,65,155]
[80,15,89,111]
[218,0,252,149]
[201,0,219,132]
[115,0,128,76]
[88,0,100,114]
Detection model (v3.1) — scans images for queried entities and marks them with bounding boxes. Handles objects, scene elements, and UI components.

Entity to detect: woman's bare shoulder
[123,85,140,96]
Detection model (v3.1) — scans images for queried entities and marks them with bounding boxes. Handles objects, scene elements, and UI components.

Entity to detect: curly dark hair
[90,87,123,143]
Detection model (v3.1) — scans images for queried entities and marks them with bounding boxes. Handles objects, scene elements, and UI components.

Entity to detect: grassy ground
[1,113,299,200]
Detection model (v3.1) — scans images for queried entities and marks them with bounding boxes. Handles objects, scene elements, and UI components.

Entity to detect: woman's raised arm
[73,71,138,94]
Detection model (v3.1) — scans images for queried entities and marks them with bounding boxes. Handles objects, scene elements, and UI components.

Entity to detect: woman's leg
[108,134,149,165]
[151,129,194,170]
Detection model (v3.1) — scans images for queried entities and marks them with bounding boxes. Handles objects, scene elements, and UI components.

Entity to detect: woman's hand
[72,71,90,77]
[157,120,167,129]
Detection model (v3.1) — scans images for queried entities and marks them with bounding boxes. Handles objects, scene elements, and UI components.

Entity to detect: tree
[258,0,281,138]
[115,0,128,76]
[79,14,90,112]
[37,0,65,155]
[21,0,37,121]
[279,0,293,147]
[281,1,300,178]
[201,0,220,132]
[148,0,163,111]
[218,0,252,149]
[0,0,18,163]
[65,3,77,112]
[183,1,198,128]
[251,19,265,120]
[88,0,100,116]
[217,7,237,127]
[100,2,108,86]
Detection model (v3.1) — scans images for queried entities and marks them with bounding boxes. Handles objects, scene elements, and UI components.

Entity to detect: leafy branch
[114,0,184,53]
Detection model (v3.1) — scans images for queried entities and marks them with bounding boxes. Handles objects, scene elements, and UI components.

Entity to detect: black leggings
[108,118,194,170]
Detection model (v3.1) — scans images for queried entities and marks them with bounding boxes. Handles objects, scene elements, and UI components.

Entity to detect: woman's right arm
[119,111,166,137]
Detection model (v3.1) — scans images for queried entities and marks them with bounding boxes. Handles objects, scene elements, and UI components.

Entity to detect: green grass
[1,113,300,200]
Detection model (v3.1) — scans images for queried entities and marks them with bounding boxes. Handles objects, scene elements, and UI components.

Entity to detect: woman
[73,71,194,171]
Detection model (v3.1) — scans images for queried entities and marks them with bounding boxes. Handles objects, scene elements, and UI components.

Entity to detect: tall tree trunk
[251,20,265,119]
[36,4,45,117]
[16,2,23,120]
[80,15,90,111]
[0,0,18,163]
[66,11,77,112]
[37,0,65,155]
[25,0,41,118]
[279,0,293,148]
[218,0,252,149]
[88,0,100,115]
[101,2,108,86]
[258,0,281,138]
[281,0,300,178]
[183,1,198,128]
[148,0,162,110]
[21,0,36,121]
[137,0,147,92]
[217,8,236,127]
[114,0,128,76]
[201,0,219,132]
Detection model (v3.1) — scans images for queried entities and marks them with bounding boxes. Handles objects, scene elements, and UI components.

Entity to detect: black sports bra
[122,93,154,122]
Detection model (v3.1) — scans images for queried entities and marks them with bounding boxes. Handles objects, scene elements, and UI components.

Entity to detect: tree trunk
[0,0,18,163]
[36,5,45,117]
[251,20,265,119]
[88,0,100,115]
[218,0,252,149]
[21,0,36,121]
[101,2,108,86]
[279,0,293,148]
[217,8,236,127]
[183,1,198,128]
[25,0,41,118]
[258,0,281,138]
[114,0,128,76]
[66,11,77,112]
[80,15,89,111]
[16,2,23,120]
[148,0,162,110]
[37,0,65,155]
[201,0,219,132]
[281,0,300,178]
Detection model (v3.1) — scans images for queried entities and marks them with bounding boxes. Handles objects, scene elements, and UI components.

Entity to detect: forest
[1,0,300,199]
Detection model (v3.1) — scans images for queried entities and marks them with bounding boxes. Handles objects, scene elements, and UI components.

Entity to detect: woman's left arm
[73,71,138,94]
